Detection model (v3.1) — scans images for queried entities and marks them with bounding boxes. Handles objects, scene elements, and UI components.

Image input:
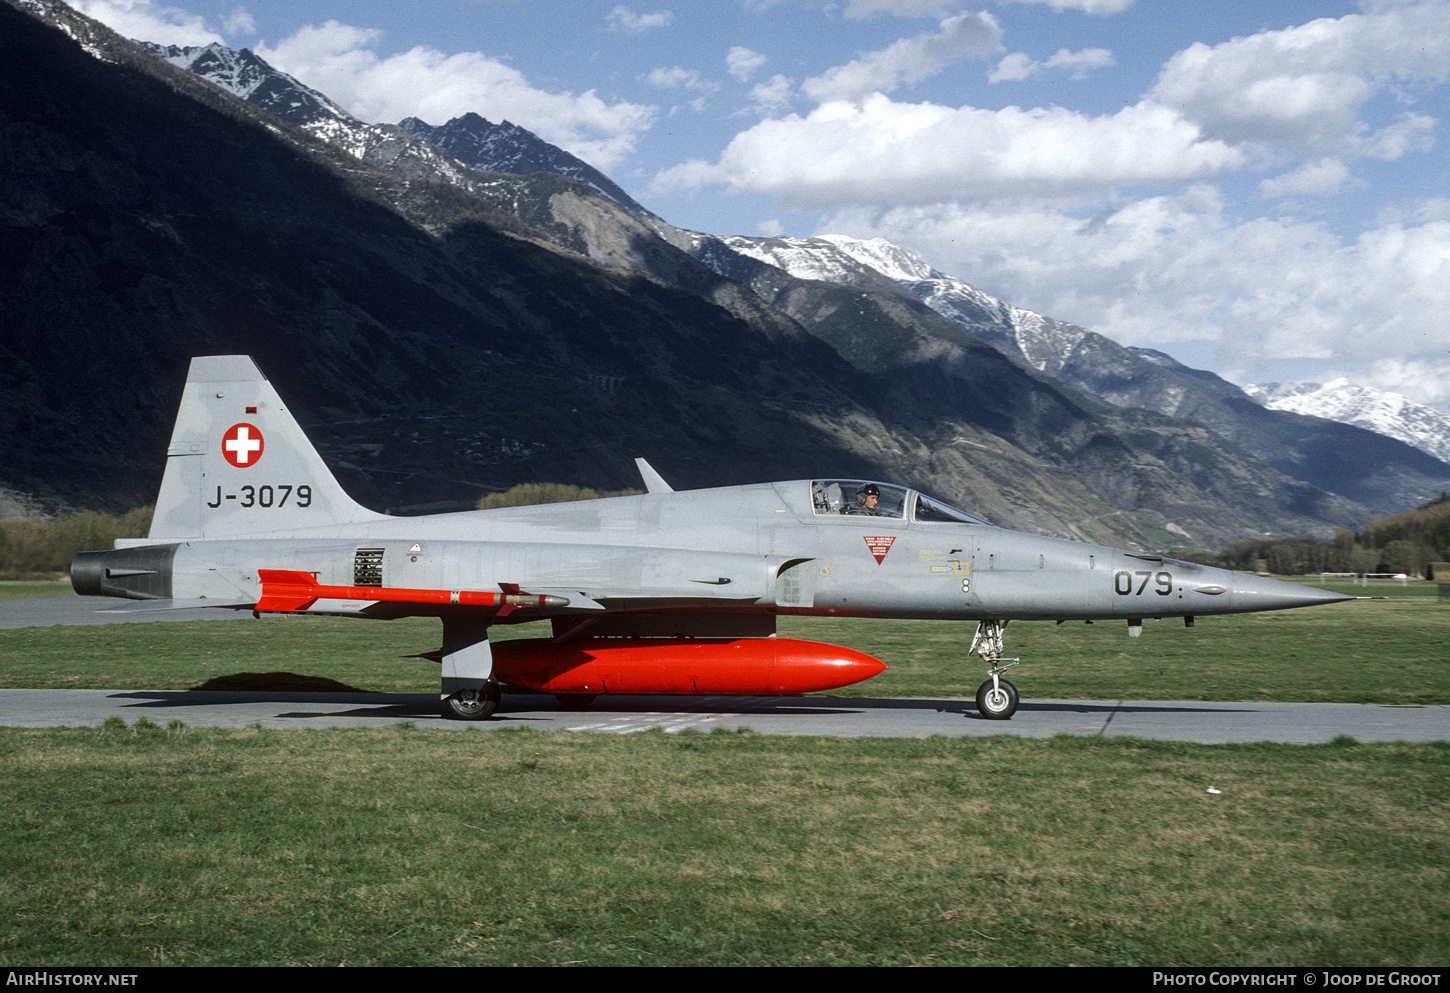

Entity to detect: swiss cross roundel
[222,423,264,468]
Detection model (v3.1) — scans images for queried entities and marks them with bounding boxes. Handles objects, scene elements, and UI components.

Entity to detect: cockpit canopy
[810,480,990,525]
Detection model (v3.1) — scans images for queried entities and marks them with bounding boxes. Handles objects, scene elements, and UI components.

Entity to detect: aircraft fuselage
[78,479,1337,625]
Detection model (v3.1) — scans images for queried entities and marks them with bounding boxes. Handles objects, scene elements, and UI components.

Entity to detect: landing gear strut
[969,619,1020,720]
[439,616,499,721]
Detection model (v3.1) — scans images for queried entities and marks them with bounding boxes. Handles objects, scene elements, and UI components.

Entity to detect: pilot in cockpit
[851,483,887,516]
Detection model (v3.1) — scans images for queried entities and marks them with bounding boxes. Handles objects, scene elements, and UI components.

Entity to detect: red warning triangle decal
[864,535,896,565]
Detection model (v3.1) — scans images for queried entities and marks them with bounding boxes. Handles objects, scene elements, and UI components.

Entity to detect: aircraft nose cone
[1229,573,1356,612]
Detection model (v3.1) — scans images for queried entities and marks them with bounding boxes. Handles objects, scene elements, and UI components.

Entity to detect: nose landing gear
[969,619,1020,720]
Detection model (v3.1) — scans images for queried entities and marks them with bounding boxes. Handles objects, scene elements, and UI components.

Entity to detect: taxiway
[0,687,1444,743]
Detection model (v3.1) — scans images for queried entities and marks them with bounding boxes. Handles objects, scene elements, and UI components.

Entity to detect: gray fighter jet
[71,356,1355,720]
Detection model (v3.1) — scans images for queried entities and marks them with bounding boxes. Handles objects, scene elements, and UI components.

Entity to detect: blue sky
[73,1,1450,411]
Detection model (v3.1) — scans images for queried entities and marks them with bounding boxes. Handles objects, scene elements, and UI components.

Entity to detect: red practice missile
[255,569,569,613]
[492,637,886,695]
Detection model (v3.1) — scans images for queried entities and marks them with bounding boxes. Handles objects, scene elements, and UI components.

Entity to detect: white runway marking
[567,712,733,734]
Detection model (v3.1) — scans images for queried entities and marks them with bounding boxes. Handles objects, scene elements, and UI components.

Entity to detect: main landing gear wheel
[443,682,501,720]
[975,678,1019,720]
[554,693,597,709]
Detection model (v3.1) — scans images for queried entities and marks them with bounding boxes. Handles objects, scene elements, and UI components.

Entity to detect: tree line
[475,482,644,509]
[1179,492,1450,577]
[0,508,153,579]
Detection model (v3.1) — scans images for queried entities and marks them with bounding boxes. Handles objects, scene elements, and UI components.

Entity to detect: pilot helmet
[858,483,880,504]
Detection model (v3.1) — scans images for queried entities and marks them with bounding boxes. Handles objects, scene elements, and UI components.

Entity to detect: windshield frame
[910,491,993,526]
[808,480,991,526]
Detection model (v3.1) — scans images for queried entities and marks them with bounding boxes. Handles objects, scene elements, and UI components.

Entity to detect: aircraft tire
[554,694,597,709]
[975,679,1019,720]
[443,683,501,720]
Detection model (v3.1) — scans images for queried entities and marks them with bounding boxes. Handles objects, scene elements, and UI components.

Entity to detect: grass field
[1,580,1446,967]
[1,724,1446,967]
[0,581,74,599]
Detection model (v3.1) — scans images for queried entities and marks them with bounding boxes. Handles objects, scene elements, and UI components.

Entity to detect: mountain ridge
[0,0,1422,552]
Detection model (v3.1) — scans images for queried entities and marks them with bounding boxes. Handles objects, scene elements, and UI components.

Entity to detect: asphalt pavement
[0,686,1445,742]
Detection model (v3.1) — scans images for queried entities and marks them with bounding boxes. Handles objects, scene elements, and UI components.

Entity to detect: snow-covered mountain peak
[1246,380,1450,464]
[398,114,651,216]
[138,41,354,129]
[716,232,1089,375]
[716,235,877,286]
[147,42,260,97]
[815,235,941,282]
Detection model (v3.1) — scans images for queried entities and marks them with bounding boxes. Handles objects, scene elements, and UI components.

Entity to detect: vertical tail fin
[148,355,387,540]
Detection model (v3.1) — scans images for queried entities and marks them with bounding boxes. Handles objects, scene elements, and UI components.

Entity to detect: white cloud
[71,0,223,46]
[1409,198,1450,224]
[999,0,1136,13]
[990,47,1114,83]
[840,0,960,16]
[726,46,767,83]
[822,194,1450,408]
[256,21,655,172]
[988,53,1035,84]
[839,0,1134,15]
[606,6,673,34]
[647,67,718,92]
[749,74,795,112]
[222,6,255,37]
[1365,357,1450,411]
[801,12,1002,102]
[654,95,1242,209]
[1355,112,1435,161]
[1150,1,1450,158]
[1258,159,1355,199]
